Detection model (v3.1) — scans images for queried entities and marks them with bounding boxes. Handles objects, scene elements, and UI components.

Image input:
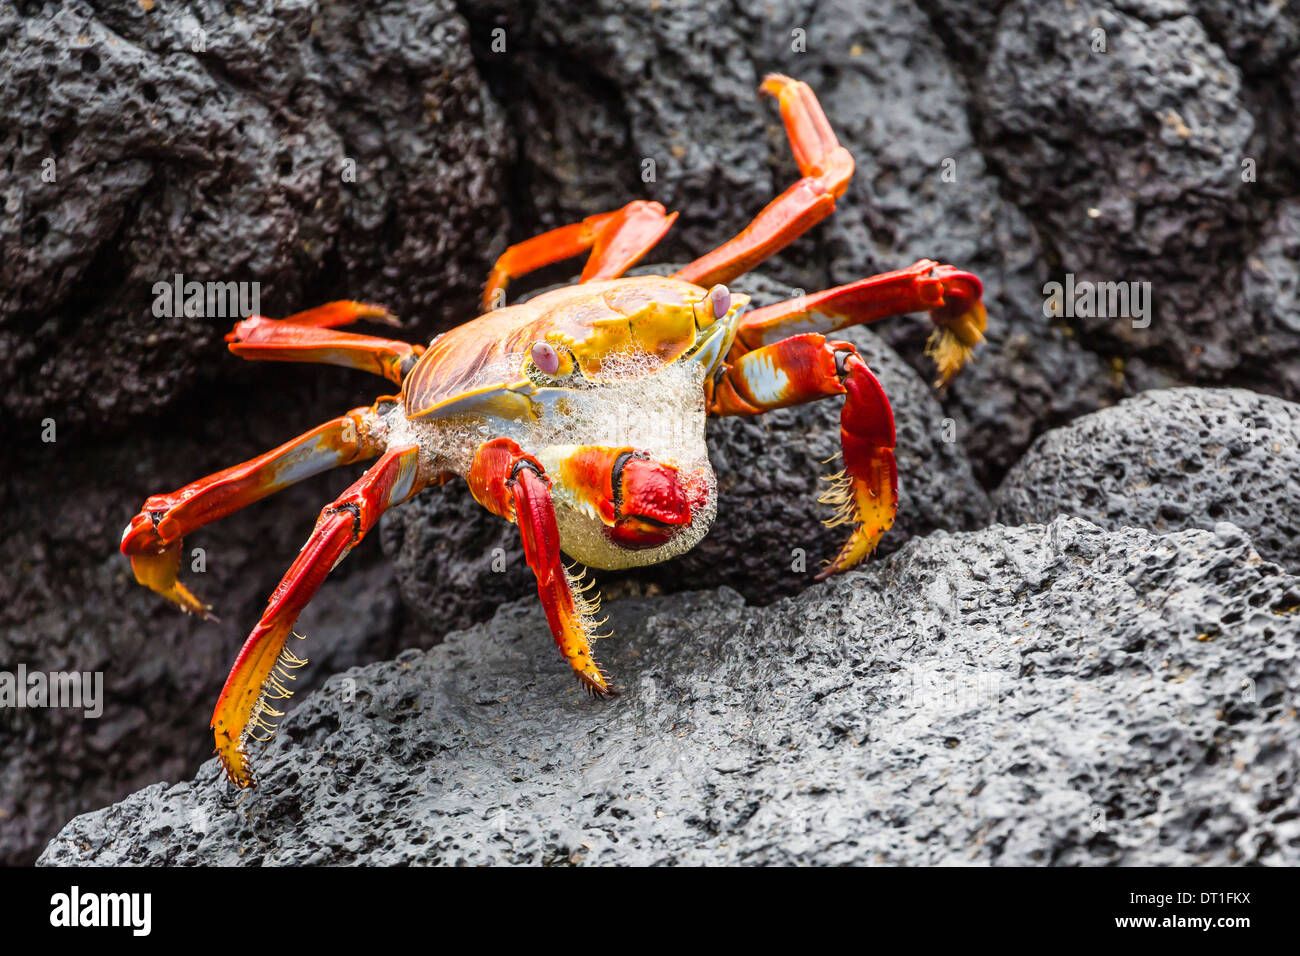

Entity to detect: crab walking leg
[482,200,678,310]
[276,300,401,328]
[674,74,854,289]
[211,443,426,788]
[468,439,614,696]
[121,400,393,618]
[733,261,988,386]
[710,333,897,577]
[226,317,423,385]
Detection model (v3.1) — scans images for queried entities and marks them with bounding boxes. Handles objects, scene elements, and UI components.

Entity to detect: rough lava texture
[383,270,991,630]
[996,388,1300,571]
[39,518,1300,866]
[0,0,509,428]
[974,0,1299,399]
[0,379,421,867]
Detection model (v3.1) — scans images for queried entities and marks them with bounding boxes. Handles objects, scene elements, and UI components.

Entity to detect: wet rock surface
[995,388,1300,571]
[40,519,1300,866]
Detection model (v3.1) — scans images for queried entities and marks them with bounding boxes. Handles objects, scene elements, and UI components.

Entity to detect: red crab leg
[227,317,423,385]
[211,442,427,788]
[468,438,615,696]
[121,400,393,618]
[710,333,897,576]
[674,74,854,289]
[734,261,987,386]
[482,200,678,310]
[276,300,401,328]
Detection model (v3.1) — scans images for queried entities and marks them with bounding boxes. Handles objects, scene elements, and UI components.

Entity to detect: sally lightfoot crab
[122,75,986,788]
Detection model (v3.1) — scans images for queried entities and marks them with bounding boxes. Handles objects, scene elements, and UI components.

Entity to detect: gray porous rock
[0,0,504,865]
[0,0,508,428]
[995,388,1300,571]
[0,383,422,867]
[382,270,992,630]
[39,518,1300,866]
[977,0,1297,397]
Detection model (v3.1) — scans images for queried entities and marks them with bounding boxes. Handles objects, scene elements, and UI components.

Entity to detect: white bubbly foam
[385,348,717,569]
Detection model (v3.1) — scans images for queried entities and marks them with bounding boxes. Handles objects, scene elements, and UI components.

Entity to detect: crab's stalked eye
[531,341,560,374]
[709,285,731,320]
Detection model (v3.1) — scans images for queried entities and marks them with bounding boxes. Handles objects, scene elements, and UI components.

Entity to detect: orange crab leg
[468,438,614,696]
[734,261,987,386]
[276,300,401,329]
[226,316,423,385]
[121,401,392,618]
[211,442,427,788]
[674,74,854,289]
[482,200,678,310]
[710,333,897,577]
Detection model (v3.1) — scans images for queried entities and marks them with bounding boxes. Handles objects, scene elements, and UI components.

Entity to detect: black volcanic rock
[0,0,509,429]
[40,519,1300,866]
[996,388,1300,571]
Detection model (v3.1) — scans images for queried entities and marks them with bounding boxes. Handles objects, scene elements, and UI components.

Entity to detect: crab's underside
[121,75,987,787]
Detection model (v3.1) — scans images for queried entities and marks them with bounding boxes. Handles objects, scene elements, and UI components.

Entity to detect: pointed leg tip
[760,72,797,96]
[359,303,402,327]
[214,744,257,789]
[578,670,618,698]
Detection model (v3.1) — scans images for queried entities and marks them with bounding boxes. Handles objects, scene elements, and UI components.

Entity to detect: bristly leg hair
[565,562,610,637]
[818,468,857,528]
[242,632,310,751]
[925,327,977,388]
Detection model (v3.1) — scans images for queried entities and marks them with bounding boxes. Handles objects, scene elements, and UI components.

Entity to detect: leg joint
[831,342,859,379]
[324,501,363,543]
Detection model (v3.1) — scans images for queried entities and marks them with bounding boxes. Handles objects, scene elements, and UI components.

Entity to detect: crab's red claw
[608,454,691,549]
[471,439,614,696]
[816,346,898,579]
[708,333,897,576]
